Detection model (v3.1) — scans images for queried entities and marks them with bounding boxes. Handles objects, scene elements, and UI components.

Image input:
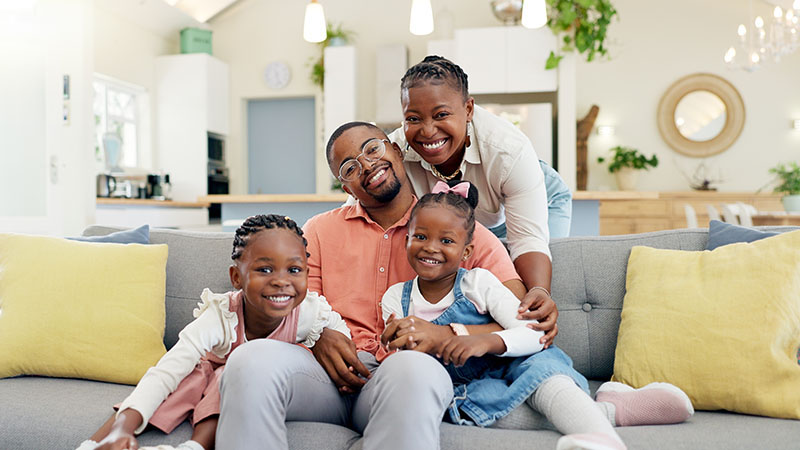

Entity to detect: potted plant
[545,0,619,69]
[597,146,658,190]
[769,162,800,212]
[308,23,355,89]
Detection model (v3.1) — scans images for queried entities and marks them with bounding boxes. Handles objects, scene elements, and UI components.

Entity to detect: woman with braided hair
[388,55,571,349]
[78,214,350,450]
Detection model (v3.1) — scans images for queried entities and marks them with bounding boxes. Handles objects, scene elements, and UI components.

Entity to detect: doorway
[247,97,316,194]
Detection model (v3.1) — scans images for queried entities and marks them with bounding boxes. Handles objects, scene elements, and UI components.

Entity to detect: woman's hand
[518,288,558,348]
[381,314,453,355]
[438,334,504,366]
[311,328,371,394]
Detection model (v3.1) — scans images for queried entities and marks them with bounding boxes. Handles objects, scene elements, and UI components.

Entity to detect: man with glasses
[216,122,534,450]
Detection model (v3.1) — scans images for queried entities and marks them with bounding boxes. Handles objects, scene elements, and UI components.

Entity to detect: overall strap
[400,278,415,317]
[452,267,469,301]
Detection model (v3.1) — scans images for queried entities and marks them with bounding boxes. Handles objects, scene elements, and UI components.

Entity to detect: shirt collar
[344,196,418,230]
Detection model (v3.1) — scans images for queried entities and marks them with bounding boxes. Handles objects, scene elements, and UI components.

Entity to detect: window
[92,75,144,169]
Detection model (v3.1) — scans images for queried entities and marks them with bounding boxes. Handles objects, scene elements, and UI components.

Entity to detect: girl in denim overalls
[381,181,694,450]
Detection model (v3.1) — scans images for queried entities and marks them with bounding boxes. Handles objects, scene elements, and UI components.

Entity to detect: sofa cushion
[69,224,150,244]
[612,231,800,419]
[0,233,168,385]
[706,219,778,250]
[83,225,235,349]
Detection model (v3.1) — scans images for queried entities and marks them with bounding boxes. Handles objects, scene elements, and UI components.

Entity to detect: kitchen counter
[96,198,211,208]
[95,198,210,229]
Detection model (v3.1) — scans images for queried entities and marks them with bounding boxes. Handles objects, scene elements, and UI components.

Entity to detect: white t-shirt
[389,104,551,261]
[381,268,544,358]
[118,288,350,434]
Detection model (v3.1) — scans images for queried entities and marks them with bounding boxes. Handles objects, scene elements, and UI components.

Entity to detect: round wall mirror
[657,73,744,157]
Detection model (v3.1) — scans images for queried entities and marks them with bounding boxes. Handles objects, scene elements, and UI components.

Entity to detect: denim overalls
[400,268,589,427]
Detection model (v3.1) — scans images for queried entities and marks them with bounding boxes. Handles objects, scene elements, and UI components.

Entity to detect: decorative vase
[781,195,800,212]
[614,167,639,191]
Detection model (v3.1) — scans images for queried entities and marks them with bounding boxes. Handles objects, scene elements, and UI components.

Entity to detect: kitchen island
[198,194,349,231]
[95,198,210,229]
[199,192,662,236]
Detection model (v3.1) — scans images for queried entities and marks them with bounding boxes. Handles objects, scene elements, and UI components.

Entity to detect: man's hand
[517,288,558,348]
[311,328,371,393]
[381,314,452,355]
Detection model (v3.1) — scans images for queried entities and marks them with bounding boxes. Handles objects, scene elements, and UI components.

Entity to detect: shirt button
[582,303,592,312]
[384,234,389,239]
[379,267,385,273]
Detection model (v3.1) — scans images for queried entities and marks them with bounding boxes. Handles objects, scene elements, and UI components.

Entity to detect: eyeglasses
[338,138,389,182]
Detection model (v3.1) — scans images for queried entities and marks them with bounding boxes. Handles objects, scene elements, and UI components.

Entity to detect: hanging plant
[545,0,618,70]
[308,23,355,89]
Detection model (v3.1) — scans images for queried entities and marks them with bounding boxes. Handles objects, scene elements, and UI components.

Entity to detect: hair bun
[446,179,479,209]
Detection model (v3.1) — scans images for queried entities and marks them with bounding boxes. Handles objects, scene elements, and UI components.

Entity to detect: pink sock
[595,382,694,427]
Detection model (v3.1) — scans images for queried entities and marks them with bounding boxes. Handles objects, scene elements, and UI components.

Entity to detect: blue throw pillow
[705,220,779,251]
[69,224,150,244]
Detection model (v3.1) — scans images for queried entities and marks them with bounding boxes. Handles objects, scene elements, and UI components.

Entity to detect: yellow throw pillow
[612,230,800,420]
[0,233,168,385]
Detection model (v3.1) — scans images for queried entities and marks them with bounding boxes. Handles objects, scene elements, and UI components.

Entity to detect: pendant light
[303,0,327,43]
[410,0,434,36]
[521,0,547,29]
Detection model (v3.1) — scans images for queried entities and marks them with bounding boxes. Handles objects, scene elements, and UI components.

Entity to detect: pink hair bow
[431,181,469,199]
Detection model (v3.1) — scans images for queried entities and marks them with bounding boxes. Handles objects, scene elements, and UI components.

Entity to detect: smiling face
[401,81,474,171]
[328,125,406,208]
[406,204,473,285]
[229,228,308,324]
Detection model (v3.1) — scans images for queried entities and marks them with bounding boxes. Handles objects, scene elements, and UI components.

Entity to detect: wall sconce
[521,0,547,29]
[793,119,800,130]
[410,0,434,36]
[597,125,615,136]
[303,0,327,43]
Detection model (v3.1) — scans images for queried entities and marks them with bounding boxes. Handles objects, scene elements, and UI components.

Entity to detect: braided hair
[231,214,308,260]
[401,55,469,101]
[410,180,479,243]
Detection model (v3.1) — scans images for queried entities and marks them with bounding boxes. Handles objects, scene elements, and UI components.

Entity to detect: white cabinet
[155,54,229,201]
[454,26,557,94]
[323,46,357,146]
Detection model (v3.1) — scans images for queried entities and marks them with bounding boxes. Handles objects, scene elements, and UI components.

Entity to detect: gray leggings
[216,339,453,450]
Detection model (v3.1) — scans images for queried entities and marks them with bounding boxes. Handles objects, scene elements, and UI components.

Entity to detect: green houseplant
[597,146,658,190]
[308,23,355,89]
[545,0,619,70]
[769,162,800,212]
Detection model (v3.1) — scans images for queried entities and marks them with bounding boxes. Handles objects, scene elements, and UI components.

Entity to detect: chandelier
[724,0,800,71]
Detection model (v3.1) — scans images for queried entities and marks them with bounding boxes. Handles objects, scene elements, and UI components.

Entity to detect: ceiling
[94,0,240,38]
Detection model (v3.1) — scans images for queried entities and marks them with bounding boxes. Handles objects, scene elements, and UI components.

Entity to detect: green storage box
[180,28,212,55]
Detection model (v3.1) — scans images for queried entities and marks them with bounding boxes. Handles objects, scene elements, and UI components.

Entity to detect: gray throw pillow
[705,220,778,251]
[69,224,150,244]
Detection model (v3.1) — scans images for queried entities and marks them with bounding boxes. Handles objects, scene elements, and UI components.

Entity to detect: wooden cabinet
[598,192,784,235]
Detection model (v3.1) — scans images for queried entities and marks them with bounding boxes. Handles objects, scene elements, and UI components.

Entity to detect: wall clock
[264,61,291,90]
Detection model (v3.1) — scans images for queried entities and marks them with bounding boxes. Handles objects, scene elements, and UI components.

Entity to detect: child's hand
[95,436,138,450]
[382,315,452,354]
[438,334,504,367]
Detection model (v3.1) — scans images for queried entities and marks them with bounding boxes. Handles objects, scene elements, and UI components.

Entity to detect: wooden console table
[751,212,800,226]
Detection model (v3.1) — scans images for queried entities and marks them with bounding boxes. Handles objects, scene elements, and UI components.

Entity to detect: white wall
[93,4,179,171]
[579,0,800,192]
[0,0,95,236]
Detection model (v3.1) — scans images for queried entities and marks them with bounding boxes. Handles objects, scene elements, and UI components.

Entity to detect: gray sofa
[2,225,799,449]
